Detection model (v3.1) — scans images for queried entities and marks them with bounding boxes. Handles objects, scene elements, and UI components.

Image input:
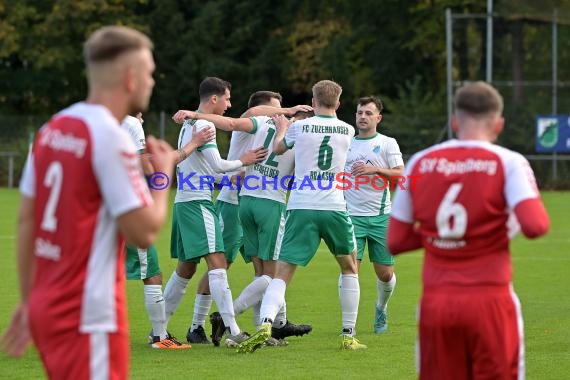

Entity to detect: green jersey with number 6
[283,115,354,211]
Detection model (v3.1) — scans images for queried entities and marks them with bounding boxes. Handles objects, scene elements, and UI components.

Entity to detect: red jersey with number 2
[20,102,152,338]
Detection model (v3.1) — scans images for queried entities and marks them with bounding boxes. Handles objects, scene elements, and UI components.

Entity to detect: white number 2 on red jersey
[436,183,467,239]
[40,161,63,232]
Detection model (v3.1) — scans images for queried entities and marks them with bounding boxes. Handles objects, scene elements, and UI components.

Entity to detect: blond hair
[84,26,153,66]
[312,80,342,108]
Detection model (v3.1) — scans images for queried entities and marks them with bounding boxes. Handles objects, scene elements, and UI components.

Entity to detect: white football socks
[208,268,240,335]
[273,302,287,328]
[259,278,286,324]
[377,273,396,311]
[163,271,190,325]
[233,275,271,315]
[252,301,262,329]
[190,293,212,331]
[339,273,360,335]
[144,284,167,340]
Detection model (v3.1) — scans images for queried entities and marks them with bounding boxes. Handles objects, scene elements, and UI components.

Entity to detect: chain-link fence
[0,112,232,188]
[447,7,570,187]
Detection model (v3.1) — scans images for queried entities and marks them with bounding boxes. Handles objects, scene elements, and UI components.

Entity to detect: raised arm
[172,110,193,124]
[241,104,312,118]
[202,145,267,173]
[172,110,256,133]
[272,114,292,155]
[172,125,216,164]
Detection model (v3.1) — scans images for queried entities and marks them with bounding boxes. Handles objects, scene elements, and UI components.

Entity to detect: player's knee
[176,261,196,279]
[337,255,358,274]
[142,273,162,285]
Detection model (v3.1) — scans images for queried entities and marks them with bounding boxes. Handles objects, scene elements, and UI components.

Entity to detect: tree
[0,0,149,113]
[381,76,446,154]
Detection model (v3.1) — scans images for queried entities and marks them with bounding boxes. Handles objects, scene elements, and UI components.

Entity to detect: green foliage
[381,76,447,155]
[147,0,294,116]
[286,18,343,94]
[0,0,148,113]
[1,0,570,164]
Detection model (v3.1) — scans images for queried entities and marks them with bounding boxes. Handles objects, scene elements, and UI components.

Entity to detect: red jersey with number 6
[391,139,539,289]
[19,102,152,338]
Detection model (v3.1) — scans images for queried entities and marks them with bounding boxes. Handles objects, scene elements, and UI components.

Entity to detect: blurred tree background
[1,0,570,186]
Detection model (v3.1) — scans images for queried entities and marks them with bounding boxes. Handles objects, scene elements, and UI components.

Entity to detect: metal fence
[0,111,234,189]
[445,6,570,183]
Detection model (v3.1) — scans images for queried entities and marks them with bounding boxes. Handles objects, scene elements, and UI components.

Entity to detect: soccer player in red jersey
[388,81,550,380]
[1,26,176,379]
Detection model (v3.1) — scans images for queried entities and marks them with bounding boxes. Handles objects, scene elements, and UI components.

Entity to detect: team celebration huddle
[0,25,550,380]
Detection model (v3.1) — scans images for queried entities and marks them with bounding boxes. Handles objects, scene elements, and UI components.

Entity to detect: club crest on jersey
[373,145,381,154]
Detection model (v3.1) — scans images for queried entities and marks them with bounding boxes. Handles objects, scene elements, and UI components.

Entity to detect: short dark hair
[247,91,283,108]
[293,110,315,119]
[84,26,153,64]
[358,96,383,113]
[199,77,232,101]
[454,81,503,117]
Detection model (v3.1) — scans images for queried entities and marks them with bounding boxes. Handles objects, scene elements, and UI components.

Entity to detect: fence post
[446,8,453,140]
[8,154,14,188]
[486,0,493,82]
[160,111,165,140]
[552,9,558,181]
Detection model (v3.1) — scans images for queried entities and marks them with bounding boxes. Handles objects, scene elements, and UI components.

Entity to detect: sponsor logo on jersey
[418,157,498,176]
[35,237,61,261]
[39,128,87,158]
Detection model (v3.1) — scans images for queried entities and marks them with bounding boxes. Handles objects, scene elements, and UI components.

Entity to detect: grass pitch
[0,189,568,379]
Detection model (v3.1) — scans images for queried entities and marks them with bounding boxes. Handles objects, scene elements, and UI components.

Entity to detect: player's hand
[192,125,216,146]
[288,104,313,115]
[146,136,176,174]
[272,115,292,134]
[351,162,378,176]
[1,303,31,357]
[172,110,196,124]
[230,171,245,188]
[240,147,268,166]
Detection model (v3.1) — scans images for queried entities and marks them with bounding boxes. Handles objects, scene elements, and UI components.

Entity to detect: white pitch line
[513,257,570,261]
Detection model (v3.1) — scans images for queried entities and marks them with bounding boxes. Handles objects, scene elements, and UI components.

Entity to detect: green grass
[0,189,569,379]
